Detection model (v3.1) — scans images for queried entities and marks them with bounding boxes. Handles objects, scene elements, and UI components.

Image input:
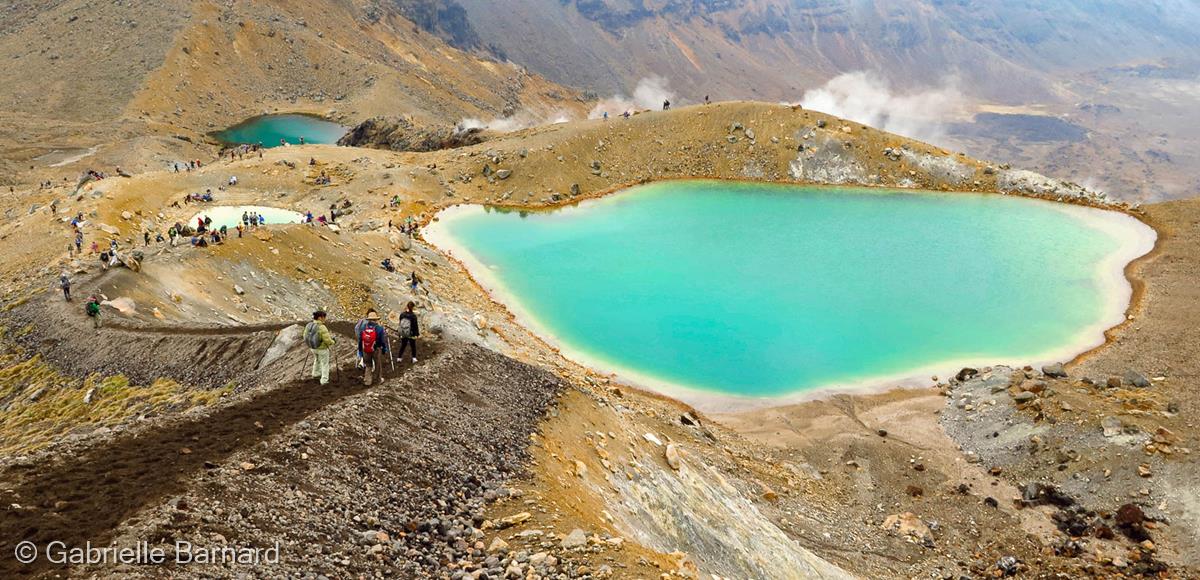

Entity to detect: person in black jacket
[396,301,420,364]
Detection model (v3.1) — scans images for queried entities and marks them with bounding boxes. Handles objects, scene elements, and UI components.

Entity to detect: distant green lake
[426,181,1155,405]
[214,114,346,148]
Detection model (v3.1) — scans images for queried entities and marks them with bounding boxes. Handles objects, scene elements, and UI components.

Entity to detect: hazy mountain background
[397,0,1200,202]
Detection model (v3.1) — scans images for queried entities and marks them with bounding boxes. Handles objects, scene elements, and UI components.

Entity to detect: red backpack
[361,325,378,354]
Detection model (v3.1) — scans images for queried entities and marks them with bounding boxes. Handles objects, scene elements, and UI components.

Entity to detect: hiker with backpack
[60,273,71,301]
[353,308,378,366]
[304,311,336,385]
[396,301,420,364]
[357,311,390,386]
[85,295,101,329]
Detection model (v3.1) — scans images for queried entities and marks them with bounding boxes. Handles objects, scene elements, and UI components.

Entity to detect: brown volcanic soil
[0,0,583,186]
[0,319,367,578]
[0,100,1194,578]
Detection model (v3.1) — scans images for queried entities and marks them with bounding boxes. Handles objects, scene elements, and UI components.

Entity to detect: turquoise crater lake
[213,114,346,148]
[426,181,1155,406]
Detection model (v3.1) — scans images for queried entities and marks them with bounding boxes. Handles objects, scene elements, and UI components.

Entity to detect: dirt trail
[0,321,438,578]
[6,291,353,389]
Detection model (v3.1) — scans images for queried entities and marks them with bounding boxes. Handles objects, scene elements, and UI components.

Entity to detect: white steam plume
[458,76,677,130]
[458,108,572,134]
[588,77,676,119]
[798,72,965,143]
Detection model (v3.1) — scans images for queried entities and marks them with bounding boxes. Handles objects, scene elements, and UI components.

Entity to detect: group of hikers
[172,159,206,173]
[388,216,419,236]
[222,143,263,161]
[182,190,216,204]
[304,303,421,386]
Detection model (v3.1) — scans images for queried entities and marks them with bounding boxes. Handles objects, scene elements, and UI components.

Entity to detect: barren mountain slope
[436,0,1200,202]
[0,0,582,185]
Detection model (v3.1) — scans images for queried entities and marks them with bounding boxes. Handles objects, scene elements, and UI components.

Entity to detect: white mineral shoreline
[424,192,1157,413]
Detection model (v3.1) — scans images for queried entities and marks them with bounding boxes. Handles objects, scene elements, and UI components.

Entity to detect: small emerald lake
[426,181,1155,406]
[214,114,346,148]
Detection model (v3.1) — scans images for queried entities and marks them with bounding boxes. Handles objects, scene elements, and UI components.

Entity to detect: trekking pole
[301,349,310,382]
[388,332,395,373]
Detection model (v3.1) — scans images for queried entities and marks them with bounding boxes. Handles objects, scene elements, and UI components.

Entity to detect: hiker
[236,223,243,238]
[409,271,422,294]
[85,295,101,328]
[305,311,335,385]
[74,231,83,254]
[357,310,390,386]
[219,224,228,240]
[168,227,178,246]
[99,250,110,270]
[396,302,419,364]
[59,273,71,301]
[704,95,710,105]
[143,231,151,246]
[663,99,670,110]
[381,258,394,272]
[155,232,165,243]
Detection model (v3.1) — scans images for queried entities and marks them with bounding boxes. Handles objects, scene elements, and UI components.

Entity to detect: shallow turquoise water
[431,181,1151,399]
[214,114,345,148]
[191,206,305,230]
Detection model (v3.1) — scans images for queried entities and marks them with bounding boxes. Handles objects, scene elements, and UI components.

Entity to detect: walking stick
[388,333,396,374]
[301,349,310,382]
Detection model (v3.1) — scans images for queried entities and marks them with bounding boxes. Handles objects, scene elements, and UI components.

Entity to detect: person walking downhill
[305,310,335,385]
[85,295,102,329]
[396,301,420,364]
[358,310,390,386]
[59,272,71,301]
[353,307,377,365]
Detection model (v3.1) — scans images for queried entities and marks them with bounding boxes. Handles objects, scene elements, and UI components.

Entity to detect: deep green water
[214,114,346,148]
[428,181,1154,401]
